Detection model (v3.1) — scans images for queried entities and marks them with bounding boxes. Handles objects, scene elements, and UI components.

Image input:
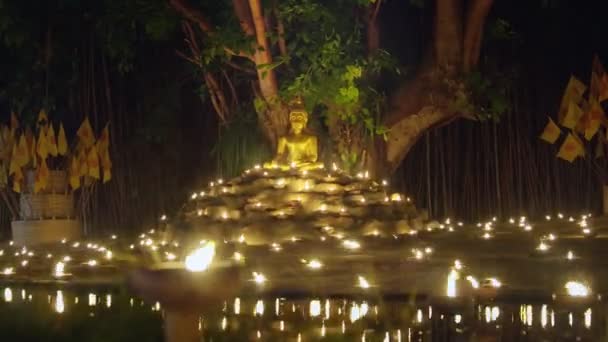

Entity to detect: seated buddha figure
[264,103,323,171]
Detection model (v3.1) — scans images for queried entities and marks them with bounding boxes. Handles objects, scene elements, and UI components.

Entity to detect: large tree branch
[169,0,253,60]
[434,0,463,68]
[247,0,285,145]
[382,67,462,173]
[168,0,212,32]
[247,0,279,100]
[365,0,382,53]
[463,0,494,71]
[385,106,459,174]
[232,0,256,36]
[273,1,288,58]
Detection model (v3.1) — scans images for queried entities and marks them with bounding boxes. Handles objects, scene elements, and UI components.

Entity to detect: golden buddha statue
[264,100,323,171]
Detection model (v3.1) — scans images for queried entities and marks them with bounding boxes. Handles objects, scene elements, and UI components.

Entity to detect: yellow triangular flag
[69,157,80,191]
[30,136,37,168]
[38,157,49,191]
[558,76,587,123]
[98,123,109,150]
[12,167,22,193]
[79,148,88,177]
[100,146,112,183]
[36,129,49,160]
[584,99,605,140]
[540,117,561,144]
[57,123,68,156]
[16,134,29,167]
[8,143,19,176]
[557,133,584,162]
[77,117,95,149]
[562,102,584,129]
[47,124,58,157]
[37,109,48,126]
[87,145,100,180]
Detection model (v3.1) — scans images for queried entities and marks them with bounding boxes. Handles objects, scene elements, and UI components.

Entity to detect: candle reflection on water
[4,288,12,302]
[541,304,548,328]
[254,300,264,316]
[88,293,96,307]
[310,299,321,317]
[234,297,240,314]
[584,308,592,328]
[55,290,65,314]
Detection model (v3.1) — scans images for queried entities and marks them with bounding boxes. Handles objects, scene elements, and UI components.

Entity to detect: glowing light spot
[185,242,216,272]
[567,251,574,260]
[234,298,241,314]
[310,300,321,317]
[306,259,323,269]
[584,308,592,328]
[565,281,590,297]
[252,272,267,285]
[233,252,243,261]
[357,275,370,289]
[342,240,361,250]
[447,269,458,298]
[54,262,66,278]
[3,288,12,302]
[466,275,479,289]
[486,278,502,288]
[254,300,264,316]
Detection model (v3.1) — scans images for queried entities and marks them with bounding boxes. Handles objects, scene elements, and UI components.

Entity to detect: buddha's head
[288,98,308,134]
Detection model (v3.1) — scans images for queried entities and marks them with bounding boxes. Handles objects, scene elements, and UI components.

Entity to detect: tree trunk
[379,0,493,175]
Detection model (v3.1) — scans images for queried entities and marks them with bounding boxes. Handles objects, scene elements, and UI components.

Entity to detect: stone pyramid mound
[178,166,428,245]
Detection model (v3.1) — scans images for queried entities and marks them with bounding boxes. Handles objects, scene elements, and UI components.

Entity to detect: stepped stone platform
[178,167,428,245]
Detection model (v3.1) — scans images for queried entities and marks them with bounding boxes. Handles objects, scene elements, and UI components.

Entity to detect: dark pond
[0,285,604,341]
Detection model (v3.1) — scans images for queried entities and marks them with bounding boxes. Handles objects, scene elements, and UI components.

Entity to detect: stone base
[11,219,82,246]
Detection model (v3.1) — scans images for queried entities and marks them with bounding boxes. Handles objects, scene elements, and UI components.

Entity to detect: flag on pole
[37,109,48,127]
[69,157,80,190]
[8,143,19,176]
[98,123,111,183]
[558,76,587,123]
[16,134,29,167]
[540,117,561,144]
[562,102,584,129]
[36,129,49,160]
[76,117,95,148]
[47,124,58,157]
[57,123,68,156]
[100,148,112,183]
[584,99,605,140]
[30,136,37,168]
[34,157,50,193]
[79,148,88,177]
[557,132,584,162]
[87,145,100,179]
[12,167,23,193]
